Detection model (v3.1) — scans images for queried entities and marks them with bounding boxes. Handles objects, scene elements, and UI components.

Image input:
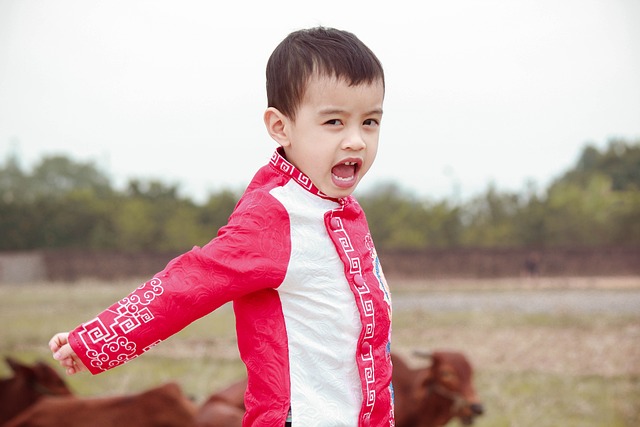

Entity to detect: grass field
[1,277,638,426]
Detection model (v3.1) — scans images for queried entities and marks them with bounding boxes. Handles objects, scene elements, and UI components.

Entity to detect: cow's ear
[7,357,37,380]
[7,357,25,373]
[413,350,433,360]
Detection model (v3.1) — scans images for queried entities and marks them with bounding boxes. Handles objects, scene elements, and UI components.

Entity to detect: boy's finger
[53,343,74,361]
[49,332,69,352]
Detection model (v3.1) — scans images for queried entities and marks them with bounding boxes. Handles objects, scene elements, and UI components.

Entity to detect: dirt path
[391,276,640,314]
[393,288,640,314]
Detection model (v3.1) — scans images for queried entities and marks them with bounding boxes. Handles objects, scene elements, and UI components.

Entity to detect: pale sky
[1,0,639,202]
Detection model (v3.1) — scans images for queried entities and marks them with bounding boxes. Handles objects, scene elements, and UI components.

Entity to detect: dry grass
[1,277,639,426]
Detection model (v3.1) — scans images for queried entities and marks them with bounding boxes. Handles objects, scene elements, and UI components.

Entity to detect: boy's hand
[49,332,88,375]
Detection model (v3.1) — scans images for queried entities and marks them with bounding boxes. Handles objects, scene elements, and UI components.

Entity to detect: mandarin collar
[269,147,346,204]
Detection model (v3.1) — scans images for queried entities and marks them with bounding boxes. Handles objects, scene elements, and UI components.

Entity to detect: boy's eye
[325,119,343,126]
[363,118,380,127]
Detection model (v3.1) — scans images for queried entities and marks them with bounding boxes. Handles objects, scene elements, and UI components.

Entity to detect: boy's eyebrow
[318,108,384,116]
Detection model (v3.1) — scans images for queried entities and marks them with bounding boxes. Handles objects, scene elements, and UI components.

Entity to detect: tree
[30,155,112,199]
[359,183,462,249]
[2,140,639,252]
[459,184,522,247]
[0,154,114,249]
[0,153,29,204]
[554,139,640,191]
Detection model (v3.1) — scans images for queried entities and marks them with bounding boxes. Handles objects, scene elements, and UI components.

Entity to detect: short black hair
[266,27,385,120]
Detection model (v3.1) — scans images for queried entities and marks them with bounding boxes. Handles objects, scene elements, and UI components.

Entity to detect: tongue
[332,164,355,178]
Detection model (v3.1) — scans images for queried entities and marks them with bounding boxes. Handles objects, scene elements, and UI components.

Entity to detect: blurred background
[0,1,638,426]
[1,0,639,271]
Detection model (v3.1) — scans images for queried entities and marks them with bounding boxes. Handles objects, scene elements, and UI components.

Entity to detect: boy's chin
[322,185,358,199]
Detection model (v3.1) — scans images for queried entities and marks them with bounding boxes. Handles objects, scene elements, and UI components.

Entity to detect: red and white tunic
[68,148,394,427]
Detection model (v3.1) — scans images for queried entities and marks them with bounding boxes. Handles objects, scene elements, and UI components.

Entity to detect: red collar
[269,147,343,203]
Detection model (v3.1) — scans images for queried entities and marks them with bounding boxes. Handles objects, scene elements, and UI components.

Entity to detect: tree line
[1,139,639,252]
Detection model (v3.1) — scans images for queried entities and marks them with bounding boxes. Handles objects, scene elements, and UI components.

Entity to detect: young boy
[50,26,393,427]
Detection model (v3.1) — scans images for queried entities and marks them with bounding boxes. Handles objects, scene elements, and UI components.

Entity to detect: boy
[50,26,393,427]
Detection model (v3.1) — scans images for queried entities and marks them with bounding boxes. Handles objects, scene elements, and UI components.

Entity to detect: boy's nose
[343,131,366,151]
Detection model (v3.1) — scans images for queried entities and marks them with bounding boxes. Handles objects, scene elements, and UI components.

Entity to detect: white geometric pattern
[77,278,165,371]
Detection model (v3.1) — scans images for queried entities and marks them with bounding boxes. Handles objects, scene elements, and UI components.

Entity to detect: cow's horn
[413,350,433,359]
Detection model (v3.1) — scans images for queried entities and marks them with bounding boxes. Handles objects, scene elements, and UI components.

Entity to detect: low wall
[378,247,640,279]
[0,252,47,283]
[0,247,638,283]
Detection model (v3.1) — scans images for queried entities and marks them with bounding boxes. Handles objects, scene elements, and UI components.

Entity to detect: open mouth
[461,416,475,425]
[331,161,360,182]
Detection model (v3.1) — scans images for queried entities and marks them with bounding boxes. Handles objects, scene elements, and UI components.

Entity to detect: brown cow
[196,378,246,427]
[196,351,482,427]
[195,400,245,427]
[4,382,198,427]
[0,357,72,425]
[392,351,484,427]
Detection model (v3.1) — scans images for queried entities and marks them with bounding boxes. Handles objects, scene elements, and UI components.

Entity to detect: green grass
[472,371,640,427]
[1,279,639,426]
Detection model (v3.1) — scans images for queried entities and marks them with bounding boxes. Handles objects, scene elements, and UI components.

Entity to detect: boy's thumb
[53,344,73,360]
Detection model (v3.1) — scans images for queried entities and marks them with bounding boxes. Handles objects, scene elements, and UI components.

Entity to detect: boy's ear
[264,107,291,147]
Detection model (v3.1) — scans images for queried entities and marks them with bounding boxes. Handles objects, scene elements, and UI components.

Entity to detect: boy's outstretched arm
[49,332,88,375]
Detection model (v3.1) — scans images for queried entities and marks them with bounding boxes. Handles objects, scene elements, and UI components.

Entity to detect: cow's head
[6,357,72,397]
[0,357,73,424]
[414,350,484,426]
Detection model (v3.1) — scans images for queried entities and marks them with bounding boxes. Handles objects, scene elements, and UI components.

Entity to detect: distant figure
[524,251,541,277]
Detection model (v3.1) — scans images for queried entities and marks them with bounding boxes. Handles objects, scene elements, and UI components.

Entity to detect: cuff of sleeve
[68,327,102,375]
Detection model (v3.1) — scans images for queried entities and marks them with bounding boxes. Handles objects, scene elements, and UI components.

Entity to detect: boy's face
[273,75,384,199]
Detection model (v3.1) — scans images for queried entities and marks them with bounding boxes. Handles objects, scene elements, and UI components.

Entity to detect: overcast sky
[1,0,639,202]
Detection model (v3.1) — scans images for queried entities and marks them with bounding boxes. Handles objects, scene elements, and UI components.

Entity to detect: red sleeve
[69,189,291,374]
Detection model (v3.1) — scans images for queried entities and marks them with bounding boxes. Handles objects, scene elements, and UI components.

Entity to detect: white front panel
[271,182,362,426]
